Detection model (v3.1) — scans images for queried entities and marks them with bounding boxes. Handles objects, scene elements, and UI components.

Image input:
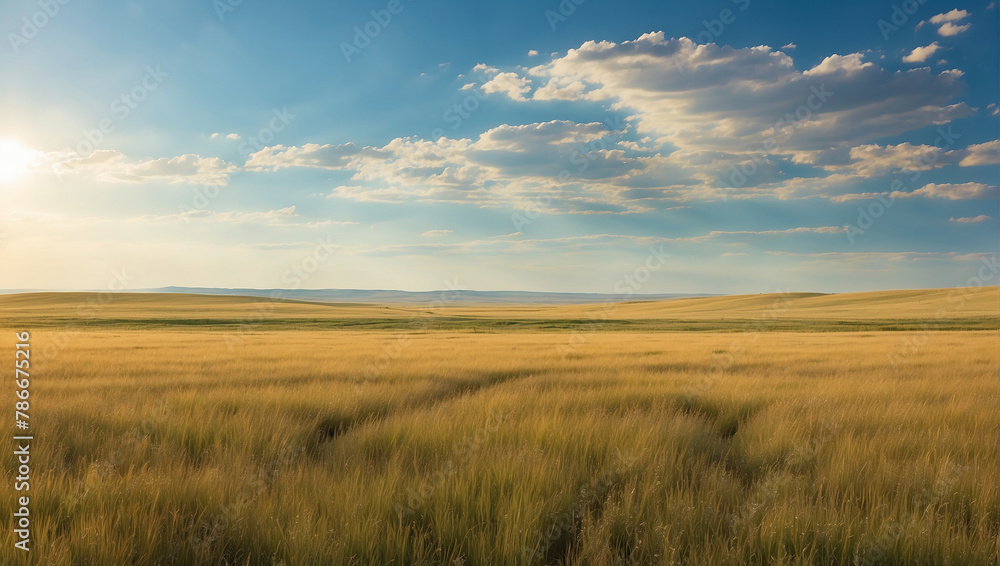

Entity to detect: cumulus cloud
[255,120,647,212]
[481,72,533,101]
[937,22,971,35]
[902,42,941,63]
[47,150,238,185]
[516,33,970,157]
[843,142,948,175]
[924,9,971,36]
[800,139,1000,177]
[958,140,1000,166]
[245,143,389,172]
[832,182,997,202]
[910,182,996,200]
[803,53,874,76]
[474,121,610,151]
[929,9,970,23]
[238,33,982,209]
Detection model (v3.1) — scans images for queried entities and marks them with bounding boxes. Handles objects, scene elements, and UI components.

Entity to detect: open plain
[1,287,997,565]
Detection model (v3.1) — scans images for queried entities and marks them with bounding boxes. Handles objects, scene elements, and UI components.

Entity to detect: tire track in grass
[307,368,543,454]
[674,395,764,487]
[524,450,637,566]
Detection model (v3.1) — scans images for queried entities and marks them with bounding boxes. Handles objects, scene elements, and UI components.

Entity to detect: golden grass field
[0,287,997,565]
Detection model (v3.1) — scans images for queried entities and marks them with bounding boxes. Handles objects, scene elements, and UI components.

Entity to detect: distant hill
[0,287,994,332]
[0,287,713,304]
[127,286,715,305]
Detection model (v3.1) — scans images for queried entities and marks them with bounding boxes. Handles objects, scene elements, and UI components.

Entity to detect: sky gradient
[0,0,997,293]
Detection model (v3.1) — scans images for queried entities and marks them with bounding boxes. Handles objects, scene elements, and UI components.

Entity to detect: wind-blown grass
[0,290,996,564]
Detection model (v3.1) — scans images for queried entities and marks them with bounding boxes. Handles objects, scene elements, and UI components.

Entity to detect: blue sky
[0,0,997,293]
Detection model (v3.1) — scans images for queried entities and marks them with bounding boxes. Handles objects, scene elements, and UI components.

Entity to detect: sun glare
[0,139,36,184]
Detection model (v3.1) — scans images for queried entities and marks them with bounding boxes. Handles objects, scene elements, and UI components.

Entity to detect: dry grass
[0,290,996,564]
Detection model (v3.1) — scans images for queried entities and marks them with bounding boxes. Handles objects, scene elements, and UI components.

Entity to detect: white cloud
[134,206,335,228]
[480,72,532,101]
[474,120,609,151]
[802,139,999,176]
[47,150,237,185]
[708,226,845,236]
[472,63,499,74]
[240,35,983,209]
[518,33,970,157]
[937,22,971,36]
[929,9,969,23]
[781,42,797,50]
[926,9,971,36]
[257,120,647,212]
[528,49,539,57]
[832,182,997,202]
[910,182,996,200]
[532,77,588,101]
[902,42,941,63]
[210,132,241,140]
[950,215,991,223]
[764,251,973,263]
[245,143,389,172]
[958,140,1000,167]
[844,142,945,175]
[421,229,453,237]
[803,53,873,76]
[359,227,843,257]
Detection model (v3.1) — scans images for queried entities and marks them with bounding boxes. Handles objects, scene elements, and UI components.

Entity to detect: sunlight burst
[0,139,37,183]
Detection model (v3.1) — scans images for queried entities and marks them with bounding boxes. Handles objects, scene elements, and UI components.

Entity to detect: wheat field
[0,288,997,565]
